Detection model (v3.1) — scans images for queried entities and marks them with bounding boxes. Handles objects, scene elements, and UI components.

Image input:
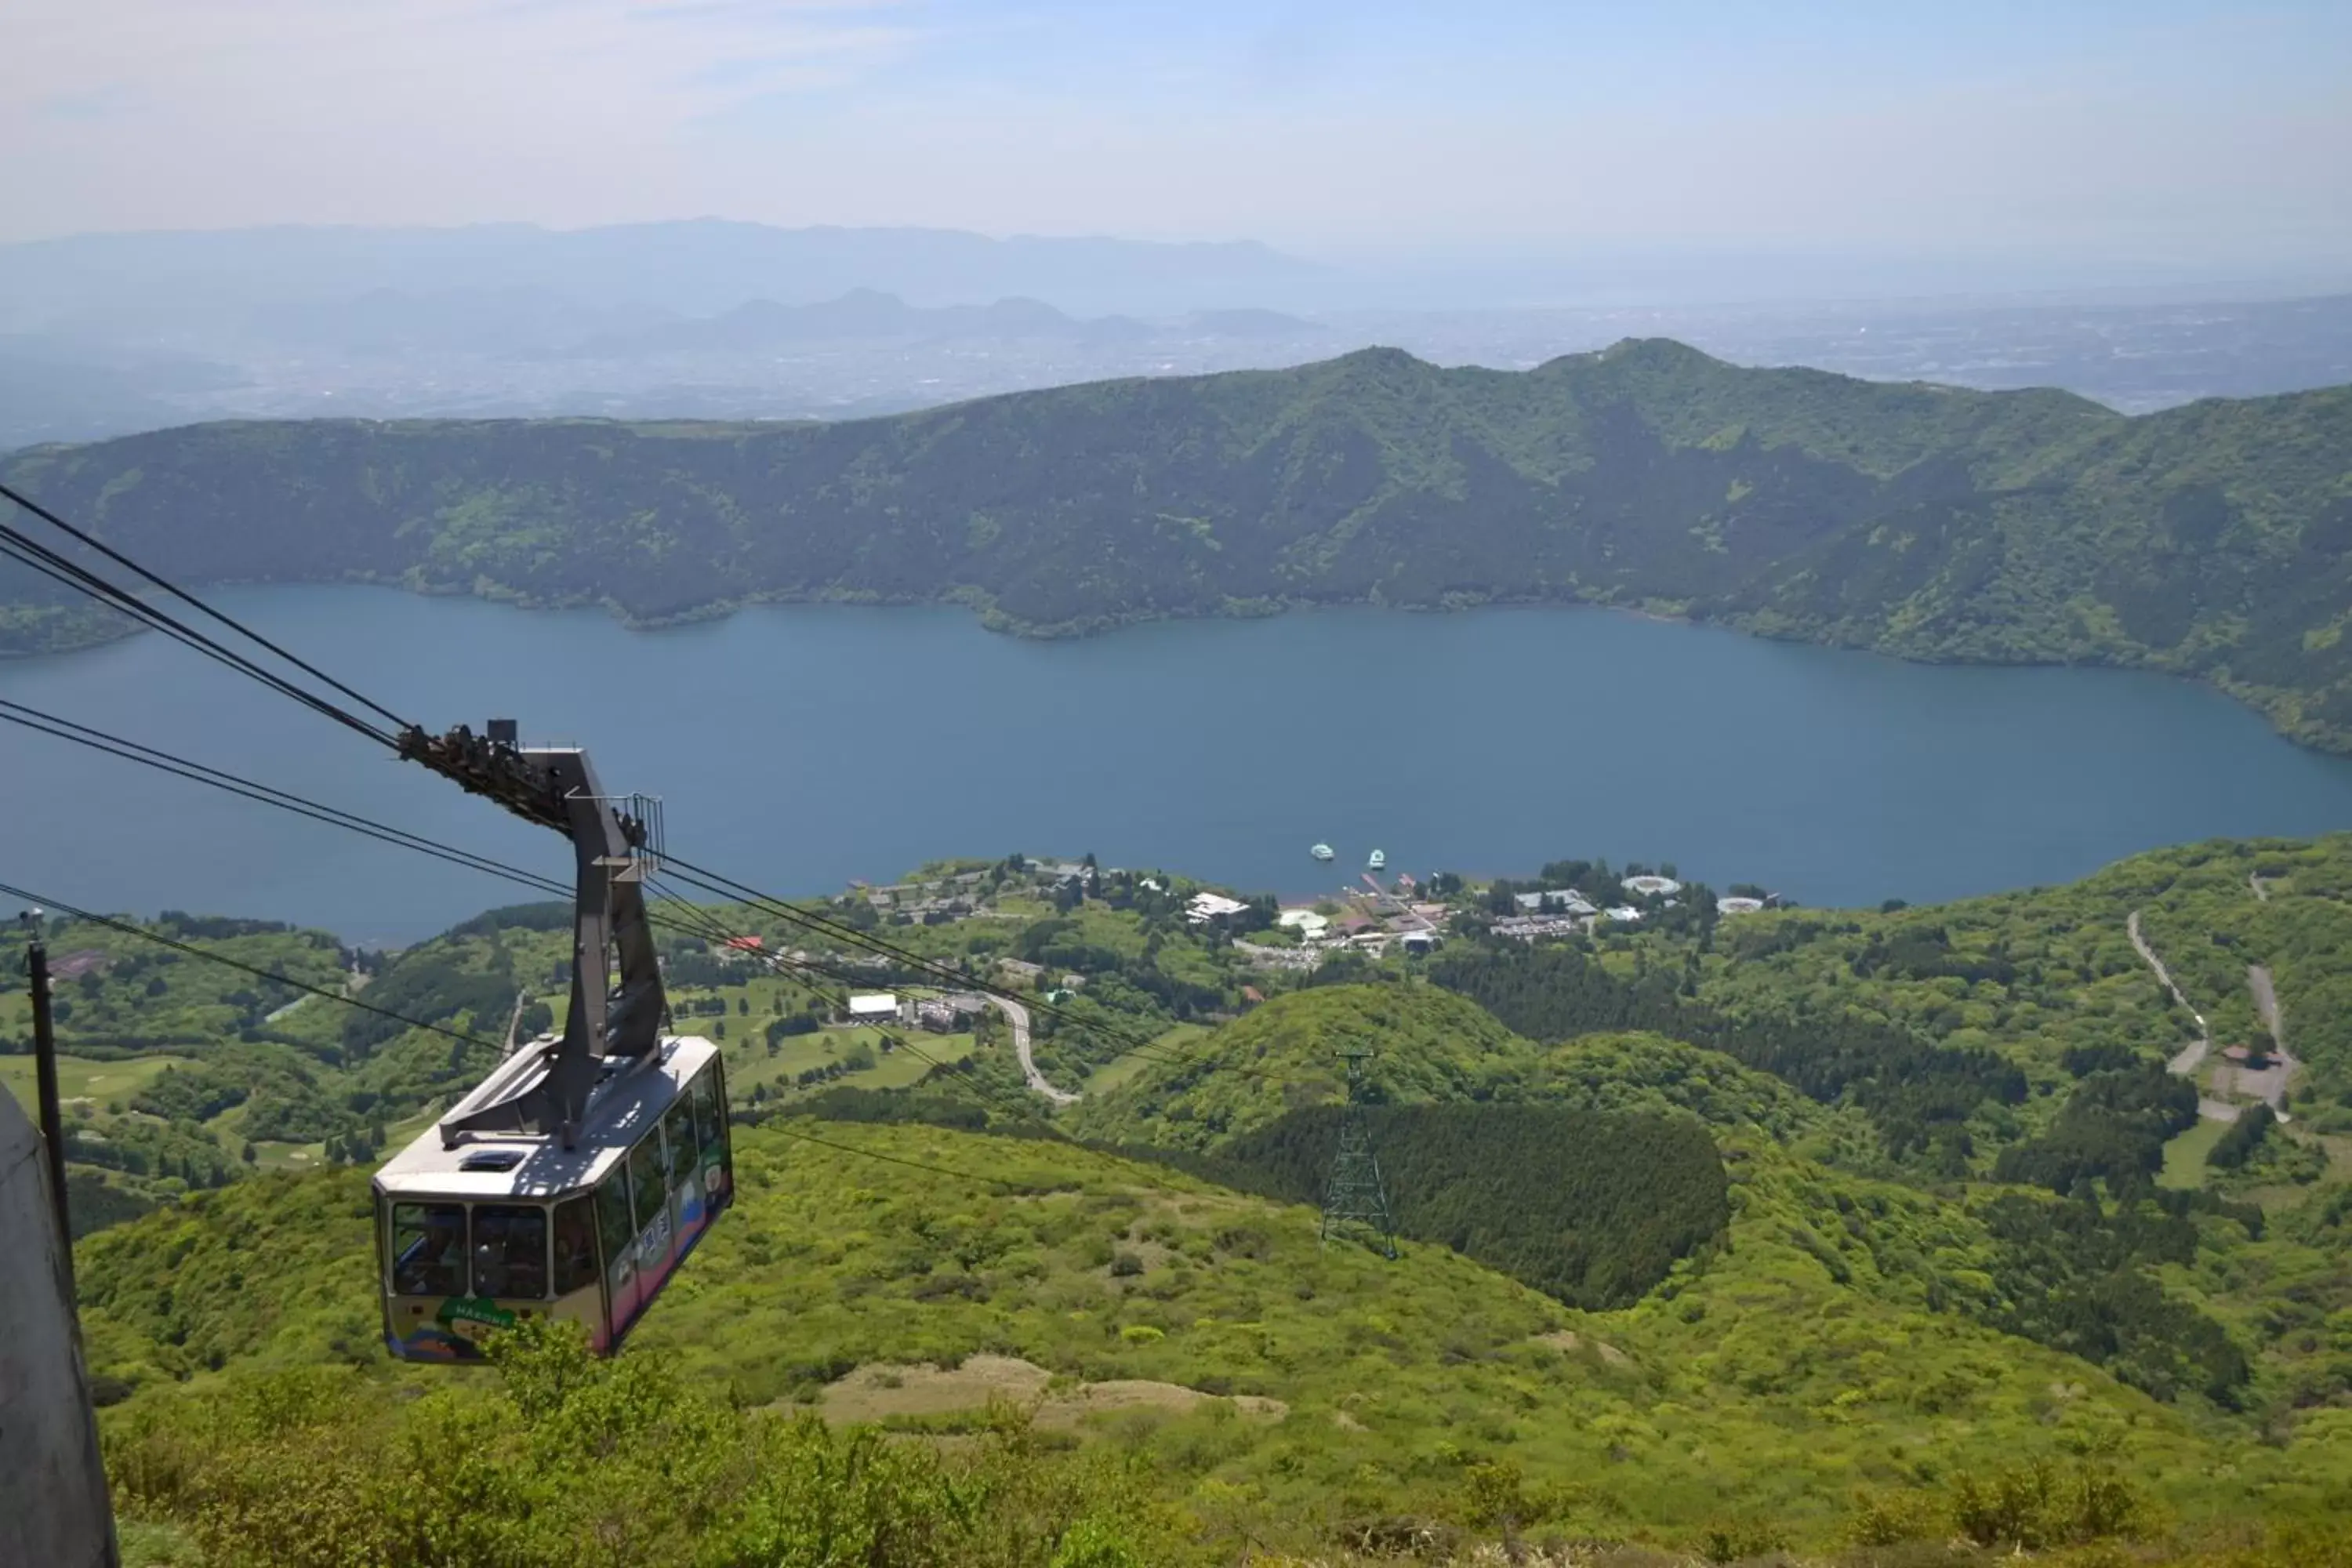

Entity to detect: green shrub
[1947,1457,2147,1551]
[1844,1487,1943,1547]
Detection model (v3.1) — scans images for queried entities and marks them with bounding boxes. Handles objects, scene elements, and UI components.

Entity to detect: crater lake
[7,586,2352,944]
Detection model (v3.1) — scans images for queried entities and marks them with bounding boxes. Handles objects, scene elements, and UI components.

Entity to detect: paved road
[995,994,1078,1106]
[2227,964,2297,1123]
[2131,909,2216,1086]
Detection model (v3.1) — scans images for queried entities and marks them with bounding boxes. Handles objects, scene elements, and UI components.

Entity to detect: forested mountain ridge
[9,339,2352,749]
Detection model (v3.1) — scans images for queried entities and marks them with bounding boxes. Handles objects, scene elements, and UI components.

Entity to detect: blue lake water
[5,586,2351,945]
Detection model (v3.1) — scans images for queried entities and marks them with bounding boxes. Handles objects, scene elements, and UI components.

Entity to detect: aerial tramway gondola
[372,720,732,1360]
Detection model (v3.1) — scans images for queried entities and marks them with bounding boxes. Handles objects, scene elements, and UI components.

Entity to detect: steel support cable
[659,857,1163,1049]
[659,856,1292,1087]
[0,878,504,1055]
[0,521,401,749]
[0,703,786,974]
[660,860,1215,1080]
[7,690,1244,1094]
[640,887,1199,1194]
[642,876,1029,1117]
[0,877,1030,1192]
[0,480,414,733]
[0,481,1279,1091]
[0,702,880,998]
[0,701,957,1025]
[0,701,571,897]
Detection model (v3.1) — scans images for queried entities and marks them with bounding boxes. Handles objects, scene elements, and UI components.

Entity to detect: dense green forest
[10,340,2352,750]
[1125,1104,1730,1308]
[1424,942,2024,1168]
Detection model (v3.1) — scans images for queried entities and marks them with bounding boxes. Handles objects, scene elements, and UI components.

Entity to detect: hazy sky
[6,0,2350,272]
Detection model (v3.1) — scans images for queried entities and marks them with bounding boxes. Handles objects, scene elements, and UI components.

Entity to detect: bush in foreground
[105,1319,1174,1568]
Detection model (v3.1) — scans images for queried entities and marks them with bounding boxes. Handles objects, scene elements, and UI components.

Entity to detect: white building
[1621,875,1683,898]
[847,993,900,1023]
[1277,907,1330,939]
[1186,891,1250,924]
[1716,896,1766,916]
[1493,915,1584,941]
[1602,906,1644,924]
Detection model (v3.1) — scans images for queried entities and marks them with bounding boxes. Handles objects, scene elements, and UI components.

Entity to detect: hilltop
[9,341,2352,751]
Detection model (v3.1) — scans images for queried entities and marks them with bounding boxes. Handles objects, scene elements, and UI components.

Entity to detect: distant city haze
[6,0,2350,289]
[7,3,2352,452]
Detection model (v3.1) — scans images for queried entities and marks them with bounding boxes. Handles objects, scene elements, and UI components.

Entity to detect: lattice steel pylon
[1320,1048,1399,1260]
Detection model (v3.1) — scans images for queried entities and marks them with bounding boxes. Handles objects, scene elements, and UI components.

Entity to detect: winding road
[2223,965,2298,1123]
[2129,906,2303,1125]
[996,994,1078,1106]
[2129,909,2238,1122]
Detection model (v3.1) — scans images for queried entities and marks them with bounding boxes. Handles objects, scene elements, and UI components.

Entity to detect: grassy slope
[9,343,2352,750]
[77,1118,2334,1548]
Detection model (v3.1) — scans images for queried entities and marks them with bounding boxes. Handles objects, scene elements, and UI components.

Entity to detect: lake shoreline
[5,577,2337,762]
[9,581,2352,942]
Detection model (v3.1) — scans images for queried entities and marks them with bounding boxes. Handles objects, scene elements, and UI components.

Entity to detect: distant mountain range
[7,339,2352,754]
[552,291,1327,358]
[210,286,1331,361]
[0,220,1327,328]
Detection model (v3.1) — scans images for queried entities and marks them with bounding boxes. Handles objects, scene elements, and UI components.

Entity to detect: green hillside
[27,833,2352,1560]
[1068,985,1530,1150]
[78,1120,2352,1566]
[10,342,2352,750]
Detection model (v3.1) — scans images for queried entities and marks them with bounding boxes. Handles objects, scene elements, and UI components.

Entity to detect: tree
[241,1141,257,1164]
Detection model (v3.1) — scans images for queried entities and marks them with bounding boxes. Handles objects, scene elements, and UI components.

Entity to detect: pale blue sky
[5,0,2348,277]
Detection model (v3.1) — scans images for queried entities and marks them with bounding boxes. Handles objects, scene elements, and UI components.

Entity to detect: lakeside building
[1515,890,1599,916]
[1277,907,1331,939]
[1234,940,1324,971]
[1493,914,1584,941]
[1716,896,1766,916]
[1186,891,1250,924]
[1622,875,1683,898]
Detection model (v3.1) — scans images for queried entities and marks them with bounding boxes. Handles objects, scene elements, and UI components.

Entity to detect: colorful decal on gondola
[388,1296,514,1361]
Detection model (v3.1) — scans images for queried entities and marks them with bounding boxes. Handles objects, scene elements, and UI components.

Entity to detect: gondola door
[593,1167,640,1348]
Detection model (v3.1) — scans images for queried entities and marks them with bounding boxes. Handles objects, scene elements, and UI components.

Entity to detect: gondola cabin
[372,1034,731,1361]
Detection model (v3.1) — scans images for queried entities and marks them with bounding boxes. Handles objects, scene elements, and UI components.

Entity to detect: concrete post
[0,1087,120,1568]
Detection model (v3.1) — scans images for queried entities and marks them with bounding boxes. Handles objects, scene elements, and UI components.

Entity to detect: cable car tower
[397,719,667,1148]
[1320,1048,1398,1260]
